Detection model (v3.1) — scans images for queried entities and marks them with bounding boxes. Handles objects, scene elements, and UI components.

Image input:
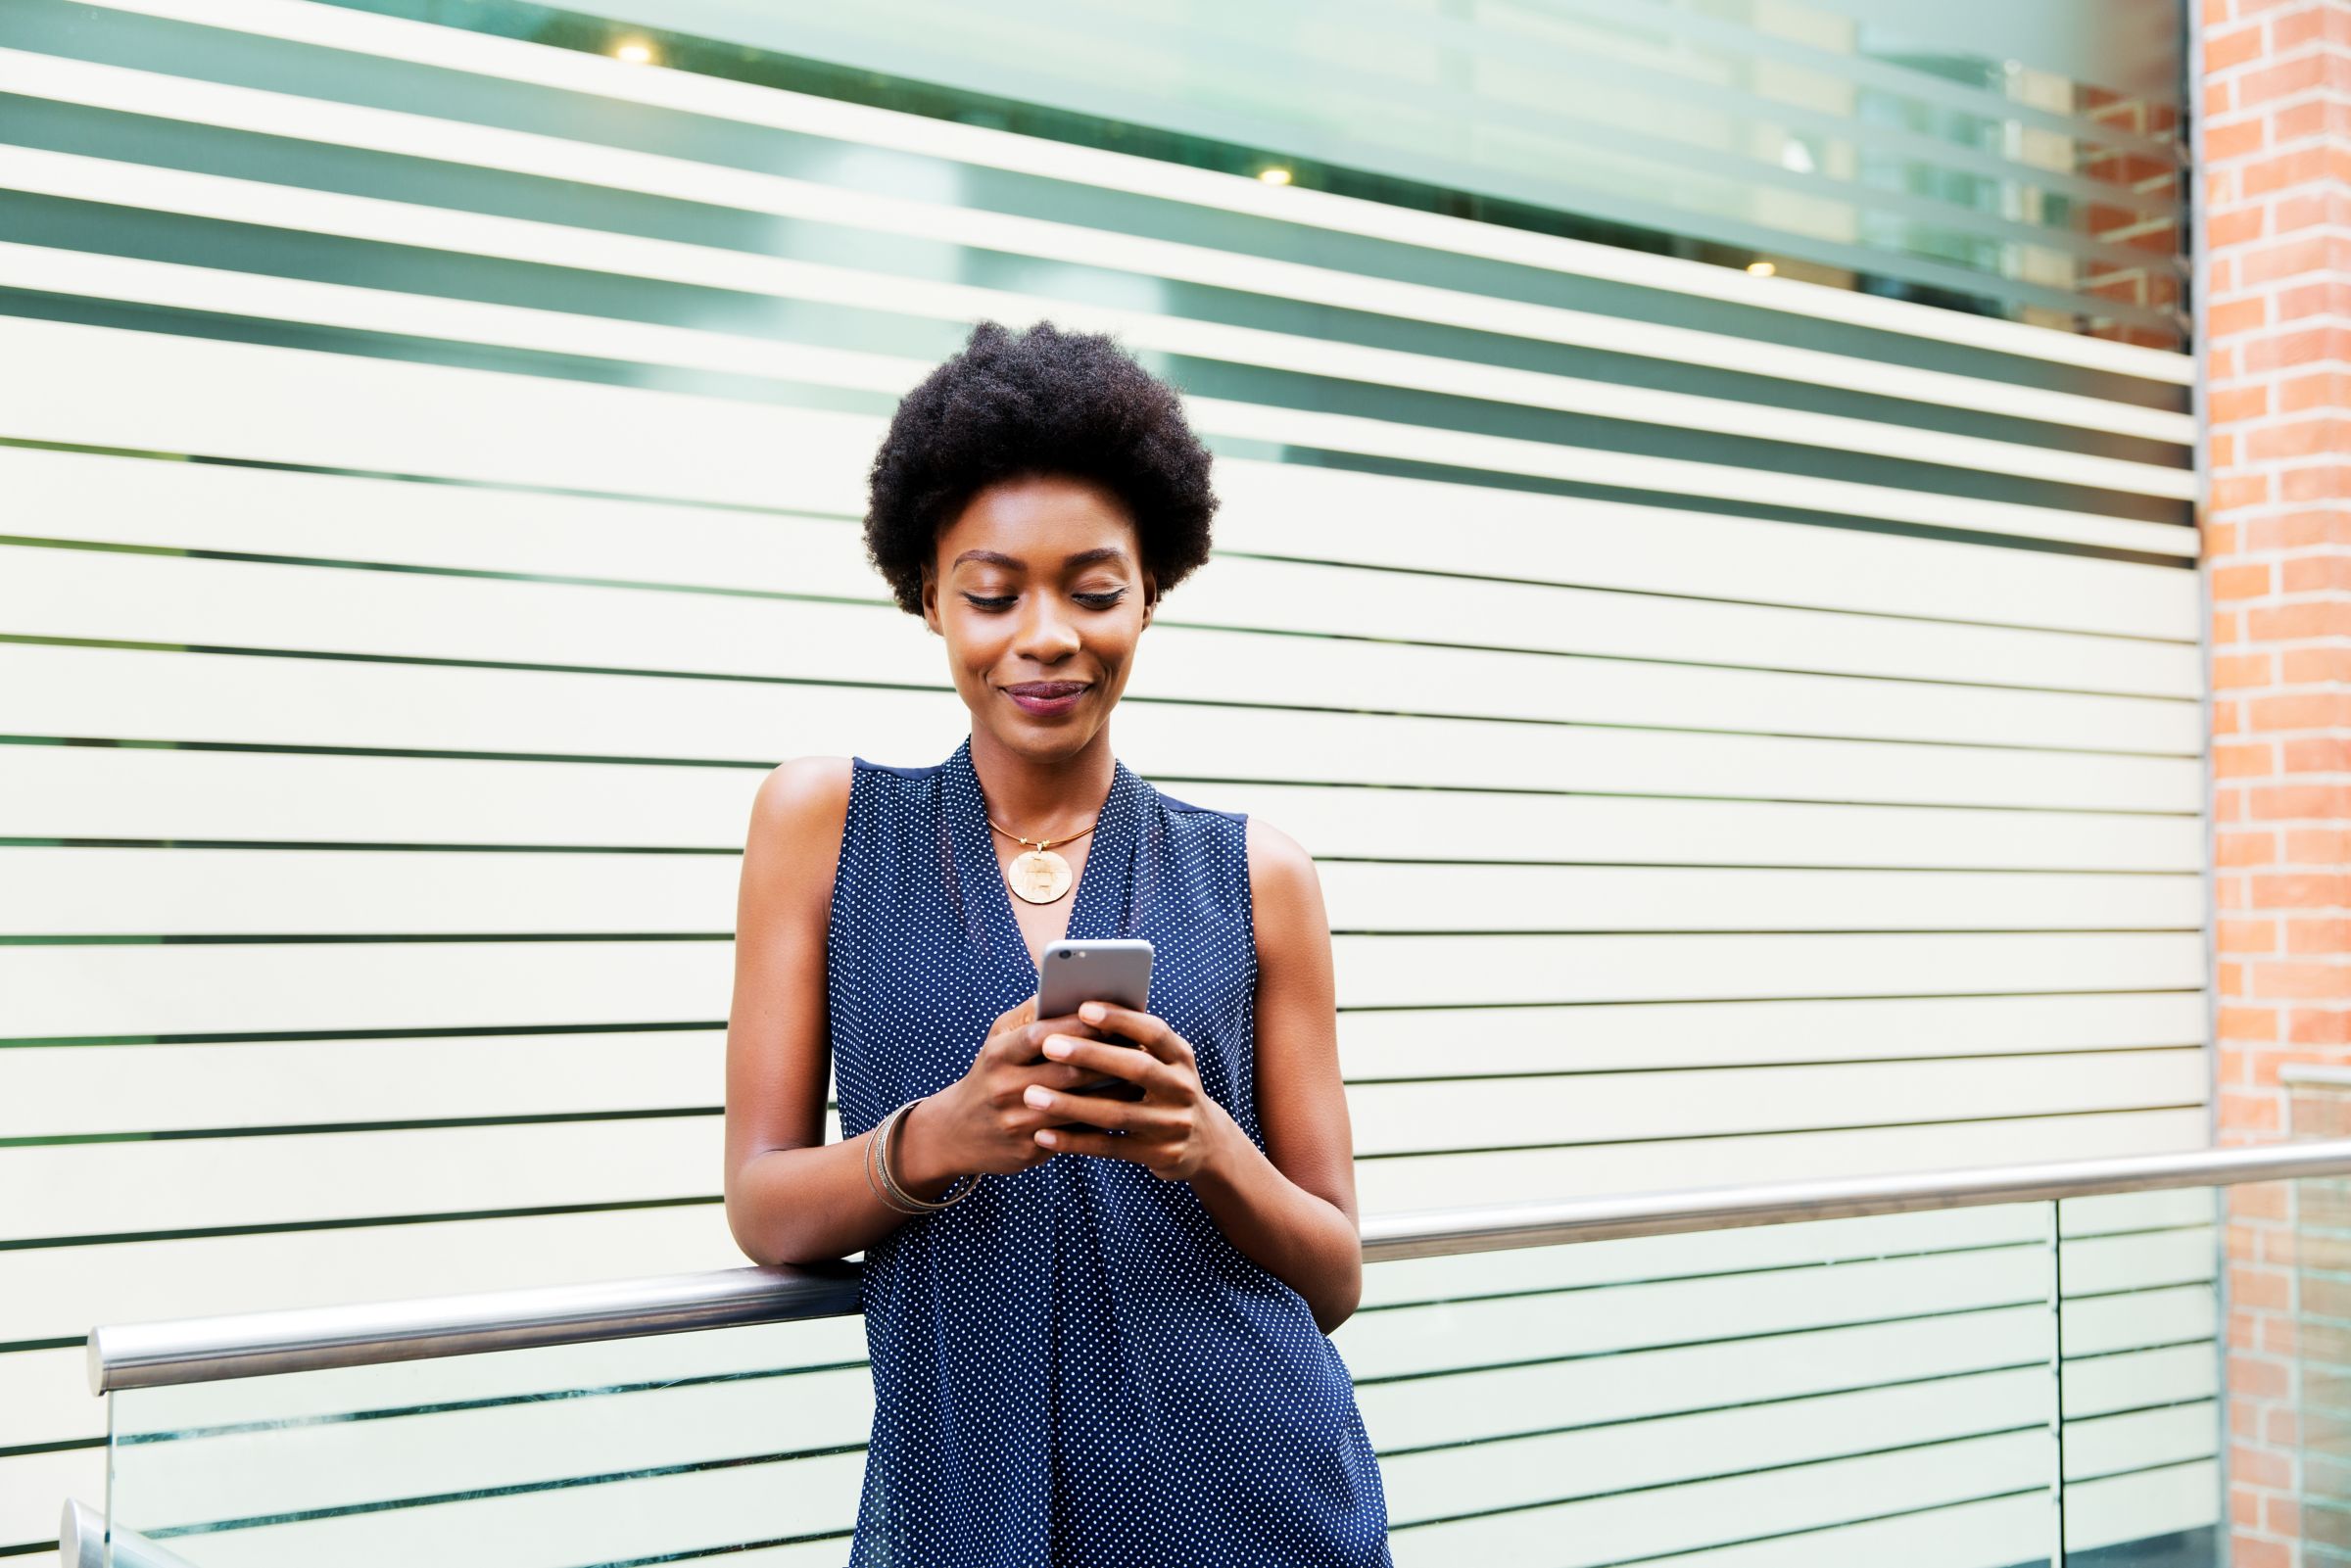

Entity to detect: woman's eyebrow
[950,548,1024,570]
[1061,546,1130,569]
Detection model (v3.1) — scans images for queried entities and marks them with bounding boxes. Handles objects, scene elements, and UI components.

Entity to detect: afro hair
[862,318,1219,616]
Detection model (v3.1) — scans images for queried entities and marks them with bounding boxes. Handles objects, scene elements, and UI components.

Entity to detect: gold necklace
[985,814,1099,905]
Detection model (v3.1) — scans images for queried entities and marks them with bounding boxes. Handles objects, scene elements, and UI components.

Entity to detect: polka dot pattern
[828,736,1395,1566]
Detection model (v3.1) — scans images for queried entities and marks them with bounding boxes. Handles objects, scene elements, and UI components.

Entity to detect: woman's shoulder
[747,756,854,862]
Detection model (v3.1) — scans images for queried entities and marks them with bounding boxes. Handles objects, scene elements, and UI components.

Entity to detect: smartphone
[1034,938,1153,1104]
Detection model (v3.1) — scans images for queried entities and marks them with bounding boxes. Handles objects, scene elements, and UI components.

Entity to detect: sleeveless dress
[827,736,1395,1567]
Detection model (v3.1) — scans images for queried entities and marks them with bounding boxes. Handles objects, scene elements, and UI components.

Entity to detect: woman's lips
[1002,681,1089,717]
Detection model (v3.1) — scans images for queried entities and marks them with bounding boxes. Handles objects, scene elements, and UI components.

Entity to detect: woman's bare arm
[722,756,953,1265]
[1184,817,1366,1333]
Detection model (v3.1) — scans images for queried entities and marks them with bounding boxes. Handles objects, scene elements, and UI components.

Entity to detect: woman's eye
[1074,590,1128,608]
[962,593,1017,611]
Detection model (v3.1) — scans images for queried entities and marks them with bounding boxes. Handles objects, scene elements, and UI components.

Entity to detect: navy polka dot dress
[828,736,1395,1566]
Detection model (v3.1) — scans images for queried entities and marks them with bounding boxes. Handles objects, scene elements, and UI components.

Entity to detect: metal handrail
[89,1138,2351,1396]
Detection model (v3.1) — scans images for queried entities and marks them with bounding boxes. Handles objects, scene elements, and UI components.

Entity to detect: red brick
[2225,1005,2286,1042]
[2254,872,2347,905]
[2282,646,2351,684]
[2287,736,2351,771]
[2249,415,2351,458]
[2288,830,2351,862]
[2215,650,2278,688]
[2224,740,2279,779]
[2211,294,2272,338]
[2210,202,2265,247]
[2209,21,2270,72]
[2249,960,2351,997]
[2224,916,2282,950]
[2214,472,2277,511]
[2280,372,2351,413]
[2245,599,2346,639]
[2284,464,2351,502]
[2289,916,2351,951]
[2281,553,2351,592]
[2291,1006,2351,1043]
[2224,830,2280,866]
[2216,563,2278,600]
[2214,382,2273,424]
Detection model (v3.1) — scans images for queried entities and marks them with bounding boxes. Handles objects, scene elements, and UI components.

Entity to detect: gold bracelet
[869,1100,977,1213]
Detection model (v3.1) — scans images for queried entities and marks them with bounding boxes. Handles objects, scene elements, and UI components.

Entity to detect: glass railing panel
[2054,1186,2224,1566]
[104,1312,871,1568]
[2299,1169,2351,1564]
[1348,1202,2063,1565]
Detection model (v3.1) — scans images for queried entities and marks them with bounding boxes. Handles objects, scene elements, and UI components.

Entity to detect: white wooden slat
[1325,931,2201,1010]
[0,641,2205,812]
[1344,1053,2205,1156]
[0,928,2201,1039]
[2065,1460,2223,1552]
[1478,1493,2045,1568]
[1348,1112,2208,1213]
[0,1343,91,1454]
[62,0,2194,385]
[0,1033,724,1140]
[3,745,2207,874]
[1337,993,2204,1076]
[1392,1431,2049,1563]
[1364,1201,2051,1303]
[2061,1226,2218,1297]
[0,1448,93,1558]
[2062,1344,2217,1421]
[2061,1404,2217,1483]
[1215,460,2198,639]
[105,1444,870,1568]
[1383,1380,2051,1540]
[2060,1184,2221,1236]
[0,546,2201,753]
[0,847,2203,938]
[0,441,2205,646]
[9,1118,727,1243]
[0,243,2188,556]
[0,155,2193,501]
[2061,1284,2217,1360]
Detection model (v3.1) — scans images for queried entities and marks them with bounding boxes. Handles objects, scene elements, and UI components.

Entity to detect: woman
[723,318,1395,1567]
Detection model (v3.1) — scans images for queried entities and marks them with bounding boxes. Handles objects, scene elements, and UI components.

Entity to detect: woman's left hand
[1024,1003,1239,1182]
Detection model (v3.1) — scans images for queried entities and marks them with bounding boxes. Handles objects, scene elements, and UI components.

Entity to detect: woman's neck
[967,725,1116,838]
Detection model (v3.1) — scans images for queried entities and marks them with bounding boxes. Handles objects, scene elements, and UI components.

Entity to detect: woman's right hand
[895,1000,1111,1182]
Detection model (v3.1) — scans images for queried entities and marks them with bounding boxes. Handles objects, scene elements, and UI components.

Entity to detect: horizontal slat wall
[0,0,2204,1561]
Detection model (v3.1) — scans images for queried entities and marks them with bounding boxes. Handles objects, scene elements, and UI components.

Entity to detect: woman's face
[922,472,1155,766]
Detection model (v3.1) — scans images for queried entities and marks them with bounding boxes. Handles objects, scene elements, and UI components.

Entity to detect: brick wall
[2204,1,2351,1562]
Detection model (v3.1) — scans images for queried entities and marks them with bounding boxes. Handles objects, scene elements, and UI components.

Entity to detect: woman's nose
[1013,599,1081,661]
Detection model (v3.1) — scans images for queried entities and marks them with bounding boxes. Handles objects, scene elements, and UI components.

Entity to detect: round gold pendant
[1007,847,1075,905]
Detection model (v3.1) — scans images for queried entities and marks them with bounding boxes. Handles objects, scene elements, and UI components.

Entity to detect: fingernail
[1036,1129,1058,1146]
[1024,1085,1053,1108]
[1042,1036,1073,1058]
[1080,1003,1106,1022]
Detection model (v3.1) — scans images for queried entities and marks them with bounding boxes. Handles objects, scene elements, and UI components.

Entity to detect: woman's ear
[920,569,943,636]
[1139,574,1159,629]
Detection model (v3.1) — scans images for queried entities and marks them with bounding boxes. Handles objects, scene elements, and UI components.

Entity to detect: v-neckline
[949,737,1133,985]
